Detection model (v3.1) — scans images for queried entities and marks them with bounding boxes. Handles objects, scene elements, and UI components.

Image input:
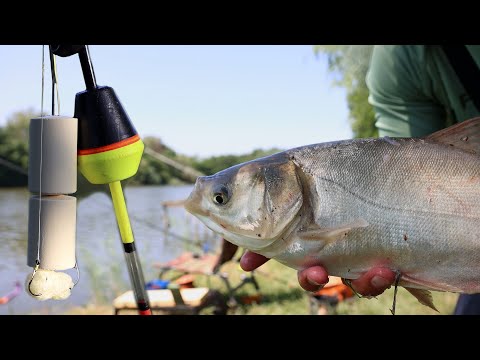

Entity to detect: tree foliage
[193,148,282,176]
[126,136,185,185]
[0,110,283,186]
[313,45,377,138]
[0,109,34,169]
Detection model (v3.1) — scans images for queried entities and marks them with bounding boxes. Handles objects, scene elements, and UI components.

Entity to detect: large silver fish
[185,118,480,309]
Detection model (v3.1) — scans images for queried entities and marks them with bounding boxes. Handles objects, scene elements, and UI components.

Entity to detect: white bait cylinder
[27,195,76,270]
[28,116,78,195]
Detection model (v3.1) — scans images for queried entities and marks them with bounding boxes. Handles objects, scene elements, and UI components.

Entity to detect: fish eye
[212,185,229,205]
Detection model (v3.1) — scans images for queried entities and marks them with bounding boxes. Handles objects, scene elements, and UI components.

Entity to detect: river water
[0,185,221,315]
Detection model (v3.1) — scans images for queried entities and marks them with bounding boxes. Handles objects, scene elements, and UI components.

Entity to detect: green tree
[314,45,377,138]
[0,109,35,186]
[0,109,35,169]
[127,136,190,185]
[0,110,283,187]
[193,148,282,176]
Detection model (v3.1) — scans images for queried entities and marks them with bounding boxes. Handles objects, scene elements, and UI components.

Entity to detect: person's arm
[366,45,449,137]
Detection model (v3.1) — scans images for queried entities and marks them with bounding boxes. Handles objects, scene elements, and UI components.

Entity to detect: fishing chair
[153,239,262,308]
[113,285,228,315]
[307,276,355,315]
[113,243,231,315]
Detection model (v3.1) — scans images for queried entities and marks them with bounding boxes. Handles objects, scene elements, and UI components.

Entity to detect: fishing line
[29,45,46,296]
[85,46,97,87]
[36,45,45,267]
[53,53,60,115]
[48,47,61,116]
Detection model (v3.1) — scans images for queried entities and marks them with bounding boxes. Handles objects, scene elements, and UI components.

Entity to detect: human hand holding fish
[240,250,396,295]
[185,118,480,312]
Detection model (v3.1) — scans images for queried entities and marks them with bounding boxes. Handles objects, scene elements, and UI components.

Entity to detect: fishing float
[71,45,151,315]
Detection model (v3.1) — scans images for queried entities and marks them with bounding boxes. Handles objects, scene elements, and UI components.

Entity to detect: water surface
[0,185,220,315]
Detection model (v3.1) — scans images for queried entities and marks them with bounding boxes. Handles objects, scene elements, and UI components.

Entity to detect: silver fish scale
[284,138,480,292]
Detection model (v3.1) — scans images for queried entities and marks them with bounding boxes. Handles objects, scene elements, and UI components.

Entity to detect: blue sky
[0,45,351,158]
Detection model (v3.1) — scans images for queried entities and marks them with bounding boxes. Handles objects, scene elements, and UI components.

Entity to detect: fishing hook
[389,271,402,315]
[342,278,363,299]
[27,260,42,297]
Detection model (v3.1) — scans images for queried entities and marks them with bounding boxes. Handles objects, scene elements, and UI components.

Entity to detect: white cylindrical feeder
[28,116,78,195]
[27,115,78,301]
[27,195,77,270]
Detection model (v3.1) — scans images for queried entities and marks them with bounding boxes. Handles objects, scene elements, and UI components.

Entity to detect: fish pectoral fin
[426,117,480,155]
[405,287,439,312]
[297,219,369,243]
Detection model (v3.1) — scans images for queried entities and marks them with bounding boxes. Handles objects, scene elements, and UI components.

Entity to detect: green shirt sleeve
[366,45,448,137]
[366,45,480,138]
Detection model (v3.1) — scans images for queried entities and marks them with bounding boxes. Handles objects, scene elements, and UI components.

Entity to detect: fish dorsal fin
[297,218,369,243]
[426,117,480,155]
[405,288,439,313]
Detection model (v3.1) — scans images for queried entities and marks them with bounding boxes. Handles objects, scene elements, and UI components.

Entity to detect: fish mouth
[184,178,209,217]
[184,193,200,215]
[196,214,278,252]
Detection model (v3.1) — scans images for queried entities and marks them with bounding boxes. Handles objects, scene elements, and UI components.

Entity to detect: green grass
[65,258,459,315]
[335,287,459,315]
[169,259,459,315]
